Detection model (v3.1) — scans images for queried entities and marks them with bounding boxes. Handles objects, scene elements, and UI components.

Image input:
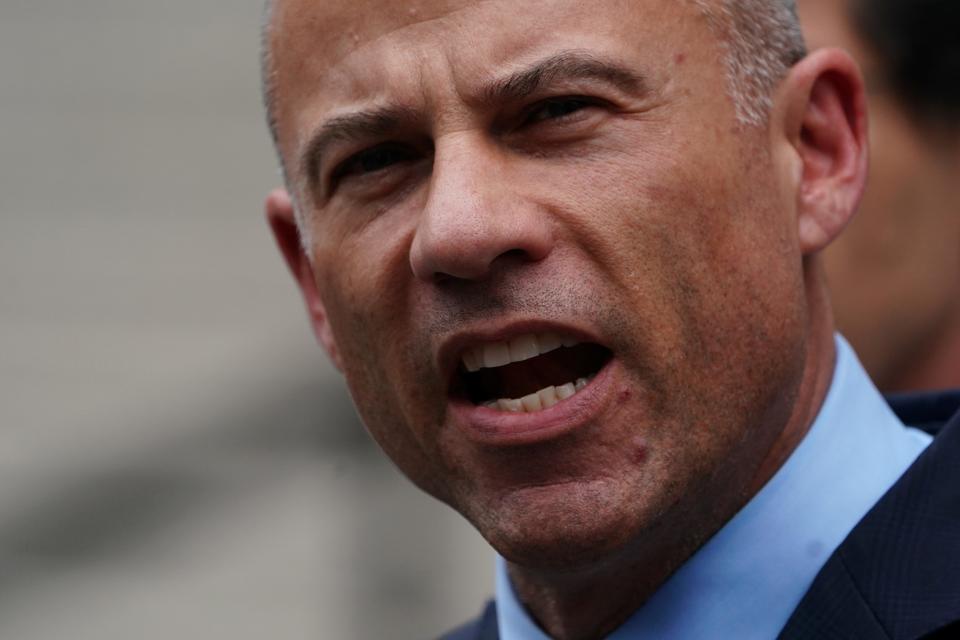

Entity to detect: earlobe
[264,188,343,370]
[780,49,869,255]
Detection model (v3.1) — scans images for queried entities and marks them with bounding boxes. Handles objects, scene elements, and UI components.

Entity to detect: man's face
[270,0,809,566]
[800,0,960,389]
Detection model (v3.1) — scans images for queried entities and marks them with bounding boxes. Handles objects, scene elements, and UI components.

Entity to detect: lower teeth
[483,377,593,412]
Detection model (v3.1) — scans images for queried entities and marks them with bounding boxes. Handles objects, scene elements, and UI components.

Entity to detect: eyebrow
[298,51,649,185]
[299,105,420,187]
[480,50,649,106]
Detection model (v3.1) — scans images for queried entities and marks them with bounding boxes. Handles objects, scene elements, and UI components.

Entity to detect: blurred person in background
[799,0,960,392]
[261,0,960,637]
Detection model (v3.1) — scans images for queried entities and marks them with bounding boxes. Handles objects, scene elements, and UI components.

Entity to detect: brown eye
[525,98,593,124]
[334,144,416,181]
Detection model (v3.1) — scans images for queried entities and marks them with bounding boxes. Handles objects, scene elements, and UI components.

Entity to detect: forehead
[269,0,715,159]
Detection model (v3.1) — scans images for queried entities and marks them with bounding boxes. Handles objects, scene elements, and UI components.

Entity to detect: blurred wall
[0,1,492,637]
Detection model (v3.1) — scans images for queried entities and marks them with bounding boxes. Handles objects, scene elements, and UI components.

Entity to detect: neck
[506,534,704,639]
[507,280,838,640]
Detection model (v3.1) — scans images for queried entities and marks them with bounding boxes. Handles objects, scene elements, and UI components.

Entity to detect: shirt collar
[495,335,932,639]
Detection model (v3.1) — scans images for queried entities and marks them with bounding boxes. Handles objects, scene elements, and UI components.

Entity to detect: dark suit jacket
[441,390,960,640]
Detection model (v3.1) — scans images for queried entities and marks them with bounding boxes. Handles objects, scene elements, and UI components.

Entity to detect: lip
[439,319,617,446]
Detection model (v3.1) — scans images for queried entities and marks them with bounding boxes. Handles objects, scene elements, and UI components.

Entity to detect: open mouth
[454,332,613,412]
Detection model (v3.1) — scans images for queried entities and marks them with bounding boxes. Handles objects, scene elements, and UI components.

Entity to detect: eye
[332,144,417,183]
[524,97,595,125]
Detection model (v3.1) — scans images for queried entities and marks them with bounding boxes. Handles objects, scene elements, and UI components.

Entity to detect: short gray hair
[261,0,279,151]
[690,0,807,125]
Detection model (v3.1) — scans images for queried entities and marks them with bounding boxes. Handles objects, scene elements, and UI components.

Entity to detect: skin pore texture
[264,1,867,637]
[799,0,960,391]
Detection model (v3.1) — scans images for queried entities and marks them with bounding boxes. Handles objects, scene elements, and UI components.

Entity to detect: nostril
[430,248,540,286]
[487,247,543,273]
[499,248,528,261]
[433,271,456,286]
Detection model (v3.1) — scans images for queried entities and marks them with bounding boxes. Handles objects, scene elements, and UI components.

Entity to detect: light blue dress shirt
[495,336,933,639]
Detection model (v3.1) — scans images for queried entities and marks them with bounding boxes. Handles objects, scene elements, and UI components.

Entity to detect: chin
[467,478,646,571]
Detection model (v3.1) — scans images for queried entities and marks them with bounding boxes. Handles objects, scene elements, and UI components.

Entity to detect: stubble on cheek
[313,252,456,498]
[608,145,808,524]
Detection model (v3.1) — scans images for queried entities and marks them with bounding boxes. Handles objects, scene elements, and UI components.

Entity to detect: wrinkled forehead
[268,0,713,164]
[271,0,481,65]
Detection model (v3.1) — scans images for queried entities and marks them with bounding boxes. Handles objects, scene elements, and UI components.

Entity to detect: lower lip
[448,359,618,446]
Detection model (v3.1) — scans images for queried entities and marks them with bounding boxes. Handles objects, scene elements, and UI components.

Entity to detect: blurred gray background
[0,1,492,637]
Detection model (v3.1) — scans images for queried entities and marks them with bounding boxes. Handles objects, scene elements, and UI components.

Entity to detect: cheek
[312,228,458,487]
[612,146,804,433]
[315,216,417,345]
[328,292,452,498]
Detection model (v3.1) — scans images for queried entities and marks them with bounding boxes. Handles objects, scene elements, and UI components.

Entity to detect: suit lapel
[475,601,500,640]
[439,601,499,640]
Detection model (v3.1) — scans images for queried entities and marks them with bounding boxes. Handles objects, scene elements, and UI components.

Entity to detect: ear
[775,48,869,255]
[265,188,343,371]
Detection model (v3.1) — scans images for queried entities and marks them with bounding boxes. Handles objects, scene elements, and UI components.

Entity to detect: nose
[409,134,554,283]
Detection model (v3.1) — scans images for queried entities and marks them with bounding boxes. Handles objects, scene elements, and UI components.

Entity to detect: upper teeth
[461,332,579,372]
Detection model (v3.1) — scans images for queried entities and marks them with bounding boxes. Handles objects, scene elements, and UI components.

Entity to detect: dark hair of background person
[852,0,960,130]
